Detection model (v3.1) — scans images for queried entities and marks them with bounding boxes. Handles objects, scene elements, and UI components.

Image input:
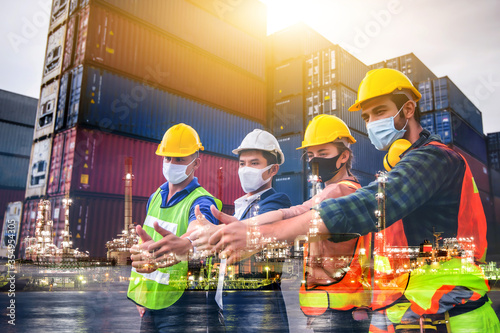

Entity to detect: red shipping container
[47,128,243,205]
[74,4,266,123]
[0,188,24,221]
[450,145,490,193]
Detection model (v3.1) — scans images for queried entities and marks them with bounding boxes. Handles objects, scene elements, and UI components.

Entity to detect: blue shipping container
[418,80,433,112]
[65,66,263,157]
[273,96,304,136]
[273,172,305,206]
[352,169,377,187]
[420,113,436,134]
[351,132,385,176]
[433,77,483,135]
[55,72,70,132]
[434,110,487,163]
[278,134,305,174]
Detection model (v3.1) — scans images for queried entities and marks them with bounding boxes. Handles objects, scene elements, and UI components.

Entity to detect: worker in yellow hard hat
[127,123,223,332]
[209,68,499,332]
[209,115,372,332]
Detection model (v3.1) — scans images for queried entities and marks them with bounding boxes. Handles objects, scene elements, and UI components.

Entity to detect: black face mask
[309,155,343,183]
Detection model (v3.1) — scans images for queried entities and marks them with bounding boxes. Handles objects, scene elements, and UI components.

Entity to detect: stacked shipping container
[270,23,382,205]
[0,90,37,224]
[21,0,266,257]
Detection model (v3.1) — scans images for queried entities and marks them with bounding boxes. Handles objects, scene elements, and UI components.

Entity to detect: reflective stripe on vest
[127,186,222,310]
[299,179,372,315]
[372,141,489,313]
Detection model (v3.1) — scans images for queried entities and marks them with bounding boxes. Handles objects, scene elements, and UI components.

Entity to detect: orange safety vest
[300,180,372,316]
[371,141,488,312]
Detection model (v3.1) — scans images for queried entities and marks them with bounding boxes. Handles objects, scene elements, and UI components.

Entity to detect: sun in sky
[261,0,318,34]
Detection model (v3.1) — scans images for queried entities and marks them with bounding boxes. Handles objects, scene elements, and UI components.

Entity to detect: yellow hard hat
[349,68,422,111]
[383,139,412,171]
[156,123,204,157]
[296,114,356,150]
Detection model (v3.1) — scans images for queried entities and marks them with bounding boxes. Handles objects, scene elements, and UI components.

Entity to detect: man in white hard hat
[189,129,292,332]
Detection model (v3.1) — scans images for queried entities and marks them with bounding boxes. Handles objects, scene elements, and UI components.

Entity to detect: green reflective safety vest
[127,186,222,310]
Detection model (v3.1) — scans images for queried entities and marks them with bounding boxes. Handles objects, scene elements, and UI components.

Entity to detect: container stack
[21,0,268,258]
[487,132,500,245]
[269,23,384,205]
[0,90,37,223]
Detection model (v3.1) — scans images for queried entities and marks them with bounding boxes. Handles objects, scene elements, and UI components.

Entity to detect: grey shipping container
[0,122,34,157]
[97,0,265,79]
[277,134,305,174]
[305,45,368,93]
[490,169,500,198]
[269,22,333,64]
[274,59,304,100]
[0,154,30,189]
[0,89,37,126]
[382,53,436,84]
[433,76,483,135]
[273,96,304,136]
[487,132,500,171]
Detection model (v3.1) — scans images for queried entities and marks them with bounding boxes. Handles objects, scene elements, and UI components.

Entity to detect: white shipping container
[0,201,23,258]
[50,0,70,32]
[33,80,59,140]
[25,138,52,199]
[42,24,67,84]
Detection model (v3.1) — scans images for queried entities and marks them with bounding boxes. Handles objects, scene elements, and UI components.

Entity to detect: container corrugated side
[494,196,500,226]
[65,66,263,155]
[0,122,33,157]
[277,134,305,174]
[491,169,500,198]
[273,172,305,206]
[478,190,494,223]
[25,138,52,198]
[398,53,436,84]
[418,80,433,112]
[0,90,37,126]
[42,24,66,85]
[0,190,24,223]
[433,77,483,135]
[273,96,304,136]
[186,0,267,40]
[62,14,78,72]
[0,155,30,189]
[450,112,487,163]
[49,0,70,32]
[33,80,59,141]
[351,132,385,176]
[352,169,377,187]
[450,145,490,193]
[420,113,436,134]
[55,72,71,132]
[274,59,304,100]
[98,0,265,79]
[487,133,500,171]
[75,4,266,122]
[47,127,242,205]
[369,61,386,70]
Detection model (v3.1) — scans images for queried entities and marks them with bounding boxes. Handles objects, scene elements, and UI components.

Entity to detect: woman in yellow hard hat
[210,114,372,332]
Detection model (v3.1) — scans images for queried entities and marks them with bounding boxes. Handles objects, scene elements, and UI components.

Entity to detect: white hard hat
[232,129,285,165]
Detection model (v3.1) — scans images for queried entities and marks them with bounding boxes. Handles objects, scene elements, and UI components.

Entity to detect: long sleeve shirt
[314,135,466,247]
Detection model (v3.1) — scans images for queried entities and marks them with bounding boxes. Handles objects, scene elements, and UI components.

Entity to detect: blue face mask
[366,105,408,151]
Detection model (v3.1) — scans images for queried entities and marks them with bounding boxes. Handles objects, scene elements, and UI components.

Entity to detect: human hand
[210,205,238,225]
[136,305,146,318]
[188,205,223,252]
[147,222,192,268]
[209,220,257,264]
[130,225,157,273]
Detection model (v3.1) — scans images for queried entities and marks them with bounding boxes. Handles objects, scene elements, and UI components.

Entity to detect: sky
[1,0,499,133]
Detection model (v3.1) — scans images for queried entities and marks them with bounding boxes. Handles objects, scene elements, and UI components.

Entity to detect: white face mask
[238,164,274,194]
[163,158,196,185]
